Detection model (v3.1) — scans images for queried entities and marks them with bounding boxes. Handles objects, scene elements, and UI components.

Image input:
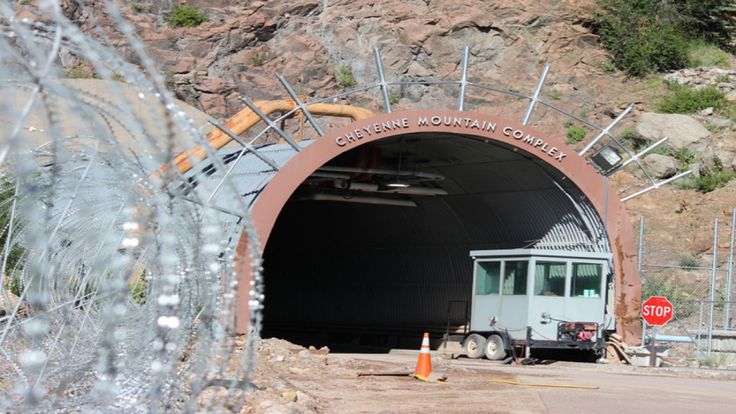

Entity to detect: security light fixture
[386,177,411,188]
[590,145,622,173]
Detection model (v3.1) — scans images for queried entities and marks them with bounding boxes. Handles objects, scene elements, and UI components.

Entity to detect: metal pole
[697,301,704,365]
[373,48,392,113]
[608,136,669,175]
[458,46,470,111]
[621,170,693,202]
[725,208,736,329]
[707,218,719,357]
[207,120,279,170]
[275,73,325,137]
[648,326,657,367]
[638,216,646,347]
[579,104,634,156]
[522,63,551,126]
[240,97,301,151]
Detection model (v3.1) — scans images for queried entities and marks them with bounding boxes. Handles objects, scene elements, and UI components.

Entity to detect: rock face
[643,153,678,179]
[54,0,631,125]
[636,112,711,150]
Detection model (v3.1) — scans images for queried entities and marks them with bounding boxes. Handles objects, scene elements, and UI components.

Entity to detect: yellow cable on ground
[490,379,599,389]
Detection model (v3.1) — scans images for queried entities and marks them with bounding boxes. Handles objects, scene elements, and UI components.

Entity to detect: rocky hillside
[54,0,736,267]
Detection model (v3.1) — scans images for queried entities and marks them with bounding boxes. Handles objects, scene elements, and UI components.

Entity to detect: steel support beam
[522,63,551,126]
[458,46,470,111]
[579,104,634,156]
[374,48,392,113]
[241,97,301,151]
[276,73,325,137]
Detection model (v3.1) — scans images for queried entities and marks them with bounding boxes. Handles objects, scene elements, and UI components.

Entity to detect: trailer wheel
[484,334,507,360]
[463,334,486,359]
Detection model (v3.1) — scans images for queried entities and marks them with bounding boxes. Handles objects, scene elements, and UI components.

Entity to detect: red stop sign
[641,296,674,326]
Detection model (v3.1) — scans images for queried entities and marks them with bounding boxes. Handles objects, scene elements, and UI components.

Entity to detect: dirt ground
[217,338,736,414]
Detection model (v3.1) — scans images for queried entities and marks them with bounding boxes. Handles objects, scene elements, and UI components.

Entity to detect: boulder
[707,117,734,129]
[193,77,230,94]
[198,93,227,118]
[168,57,197,74]
[636,112,710,150]
[643,153,678,179]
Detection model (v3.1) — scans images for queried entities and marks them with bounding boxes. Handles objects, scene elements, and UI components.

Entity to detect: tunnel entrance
[261,132,609,350]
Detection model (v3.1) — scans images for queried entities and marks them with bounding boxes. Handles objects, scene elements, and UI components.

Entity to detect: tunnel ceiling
[283,132,607,253]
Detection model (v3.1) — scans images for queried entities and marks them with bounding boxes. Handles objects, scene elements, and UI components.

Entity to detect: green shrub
[566,126,586,144]
[594,1,689,77]
[166,5,207,28]
[672,147,696,169]
[548,90,561,100]
[676,163,734,192]
[131,3,149,13]
[336,65,355,88]
[601,61,616,72]
[7,273,23,297]
[250,52,263,67]
[389,91,400,105]
[656,84,727,114]
[679,254,700,269]
[688,41,731,68]
[130,274,148,305]
[701,170,734,192]
[65,61,93,79]
[593,0,735,76]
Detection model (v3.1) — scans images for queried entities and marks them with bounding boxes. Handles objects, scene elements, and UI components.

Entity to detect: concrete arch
[235,109,642,344]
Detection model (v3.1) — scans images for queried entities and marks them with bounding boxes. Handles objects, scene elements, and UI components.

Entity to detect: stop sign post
[641,296,674,367]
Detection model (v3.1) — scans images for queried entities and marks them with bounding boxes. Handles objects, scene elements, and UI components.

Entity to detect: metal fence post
[725,208,735,329]
[697,300,704,366]
[638,216,646,346]
[707,218,719,357]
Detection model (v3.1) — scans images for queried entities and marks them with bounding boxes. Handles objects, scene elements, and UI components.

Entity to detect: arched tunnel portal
[235,110,642,347]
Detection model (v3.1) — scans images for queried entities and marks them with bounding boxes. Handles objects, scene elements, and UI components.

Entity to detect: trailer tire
[484,334,507,360]
[463,334,486,359]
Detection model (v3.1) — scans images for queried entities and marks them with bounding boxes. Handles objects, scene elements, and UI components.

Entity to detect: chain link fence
[639,216,736,369]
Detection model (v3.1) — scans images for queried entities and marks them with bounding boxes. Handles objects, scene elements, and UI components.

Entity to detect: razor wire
[0,0,703,411]
[0,1,264,412]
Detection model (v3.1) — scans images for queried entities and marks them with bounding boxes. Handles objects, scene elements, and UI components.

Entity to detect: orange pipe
[156,100,374,179]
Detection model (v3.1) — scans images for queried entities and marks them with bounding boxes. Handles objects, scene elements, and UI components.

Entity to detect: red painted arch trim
[234,109,642,344]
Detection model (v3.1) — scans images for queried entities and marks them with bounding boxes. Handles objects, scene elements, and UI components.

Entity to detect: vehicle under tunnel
[261,131,612,351]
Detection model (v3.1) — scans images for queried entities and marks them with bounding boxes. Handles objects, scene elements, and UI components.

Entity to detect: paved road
[331,350,736,413]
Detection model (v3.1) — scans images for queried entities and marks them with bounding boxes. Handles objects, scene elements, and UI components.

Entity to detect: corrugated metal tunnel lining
[262,132,609,347]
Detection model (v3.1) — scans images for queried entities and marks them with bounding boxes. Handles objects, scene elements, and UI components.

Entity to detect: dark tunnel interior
[261,133,606,350]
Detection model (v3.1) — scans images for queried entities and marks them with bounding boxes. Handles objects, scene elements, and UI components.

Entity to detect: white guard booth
[464,249,614,360]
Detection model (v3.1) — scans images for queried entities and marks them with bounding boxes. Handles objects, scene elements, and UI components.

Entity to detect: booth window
[503,260,528,295]
[571,263,602,297]
[534,261,566,296]
[475,261,500,295]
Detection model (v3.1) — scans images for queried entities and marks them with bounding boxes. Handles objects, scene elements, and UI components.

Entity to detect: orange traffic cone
[414,332,432,381]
